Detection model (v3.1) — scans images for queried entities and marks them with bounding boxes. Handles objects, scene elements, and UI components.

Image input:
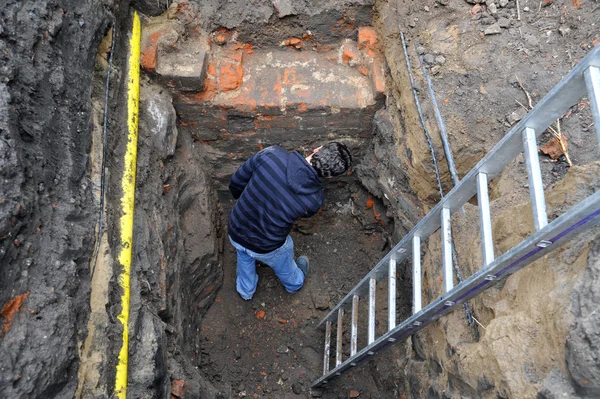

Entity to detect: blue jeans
[229,235,305,300]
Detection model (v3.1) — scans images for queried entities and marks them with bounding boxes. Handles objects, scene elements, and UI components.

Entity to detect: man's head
[307,142,352,178]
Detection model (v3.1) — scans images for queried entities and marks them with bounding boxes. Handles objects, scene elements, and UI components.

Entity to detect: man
[228,142,352,300]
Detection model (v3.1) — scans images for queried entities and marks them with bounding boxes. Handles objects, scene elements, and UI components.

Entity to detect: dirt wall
[0,1,116,397]
[370,0,600,398]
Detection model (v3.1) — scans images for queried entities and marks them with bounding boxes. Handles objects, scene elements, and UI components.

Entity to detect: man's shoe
[296,256,310,277]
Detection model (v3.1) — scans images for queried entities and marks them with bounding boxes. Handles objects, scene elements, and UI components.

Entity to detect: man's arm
[229,152,260,199]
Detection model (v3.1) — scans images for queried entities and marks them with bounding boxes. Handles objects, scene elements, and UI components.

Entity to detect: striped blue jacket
[228,146,324,253]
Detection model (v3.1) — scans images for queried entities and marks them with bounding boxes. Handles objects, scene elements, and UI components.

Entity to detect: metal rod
[336,309,344,367]
[584,66,600,147]
[388,259,396,330]
[477,173,495,267]
[412,236,422,313]
[400,31,444,199]
[323,321,331,375]
[522,127,548,231]
[441,207,454,293]
[419,48,460,187]
[368,277,376,345]
[351,295,358,357]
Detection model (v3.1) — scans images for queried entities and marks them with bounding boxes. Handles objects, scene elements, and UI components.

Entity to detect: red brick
[372,57,385,100]
[211,27,235,46]
[141,32,161,73]
[342,41,359,65]
[219,51,243,92]
[358,27,379,54]
[282,37,303,50]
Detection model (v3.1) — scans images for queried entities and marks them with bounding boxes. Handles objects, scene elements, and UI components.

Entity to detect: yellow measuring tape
[114,11,141,399]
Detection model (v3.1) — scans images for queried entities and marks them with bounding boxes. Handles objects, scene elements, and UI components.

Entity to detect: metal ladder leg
[350,295,359,365]
[477,172,495,267]
[584,66,600,147]
[367,277,376,354]
[441,207,454,296]
[388,259,396,333]
[412,236,422,315]
[336,309,344,369]
[522,127,548,231]
[323,321,331,378]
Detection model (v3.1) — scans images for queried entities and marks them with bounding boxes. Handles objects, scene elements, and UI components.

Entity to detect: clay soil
[199,180,411,398]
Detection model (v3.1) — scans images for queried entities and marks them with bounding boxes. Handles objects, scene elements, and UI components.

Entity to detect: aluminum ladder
[312,44,600,388]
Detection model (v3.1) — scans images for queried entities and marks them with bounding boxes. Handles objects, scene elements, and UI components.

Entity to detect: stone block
[156,46,209,91]
[140,26,179,73]
[139,85,178,159]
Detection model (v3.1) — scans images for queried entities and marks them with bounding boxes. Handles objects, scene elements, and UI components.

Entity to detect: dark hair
[310,142,352,178]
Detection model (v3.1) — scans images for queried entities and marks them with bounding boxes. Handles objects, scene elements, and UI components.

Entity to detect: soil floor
[199,181,411,398]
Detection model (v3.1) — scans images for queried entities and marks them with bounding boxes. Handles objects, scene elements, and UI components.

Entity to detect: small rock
[559,26,570,36]
[484,23,502,35]
[423,53,435,64]
[424,6,430,12]
[435,55,446,65]
[277,345,289,354]
[480,16,496,25]
[498,17,510,28]
[436,0,450,5]
[431,65,441,75]
[456,88,464,96]
[543,0,553,6]
[412,81,421,91]
[524,34,539,47]
[312,293,330,310]
[409,20,416,28]
[507,108,527,125]
[349,389,360,398]
[499,0,509,6]
[292,383,302,394]
[233,349,241,359]
[523,6,530,12]
[311,388,324,397]
[416,46,426,55]
[488,3,498,14]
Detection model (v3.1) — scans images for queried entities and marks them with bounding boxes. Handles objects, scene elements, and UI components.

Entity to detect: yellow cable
[114,11,141,399]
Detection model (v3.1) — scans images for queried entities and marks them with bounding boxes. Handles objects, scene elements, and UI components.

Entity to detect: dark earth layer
[0,1,117,397]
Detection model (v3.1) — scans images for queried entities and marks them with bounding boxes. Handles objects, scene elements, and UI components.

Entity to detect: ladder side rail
[316,45,600,329]
[584,65,600,147]
[313,191,600,387]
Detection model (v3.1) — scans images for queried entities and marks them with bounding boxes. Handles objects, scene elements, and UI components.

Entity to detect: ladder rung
[350,295,358,357]
[477,172,495,267]
[522,127,548,231]
[388,259,396,330]
[336,309,344,367]
[368,277,376,345]
[412,236,422,313]
[323,321,331,375]
[584,66,600,147]
[441,207,453,293]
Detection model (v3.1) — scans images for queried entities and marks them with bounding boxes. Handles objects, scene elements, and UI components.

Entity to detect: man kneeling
[228,142,352,300]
